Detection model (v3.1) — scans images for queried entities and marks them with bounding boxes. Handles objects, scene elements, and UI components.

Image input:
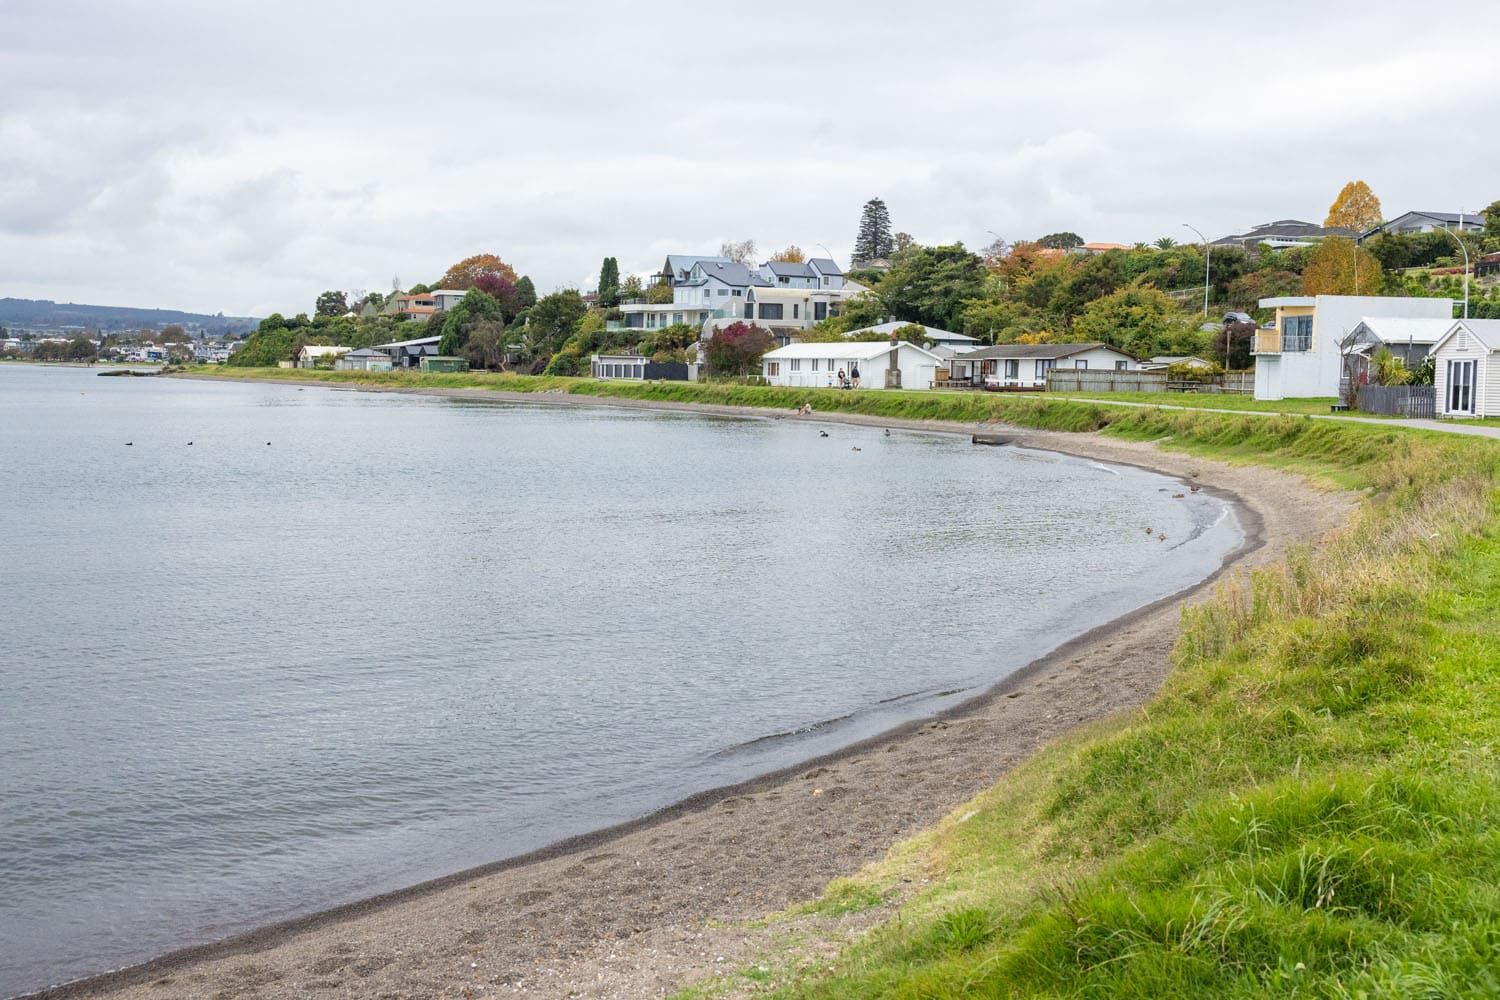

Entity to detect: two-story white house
[617,255,861,337]
[1252,295,1455,400]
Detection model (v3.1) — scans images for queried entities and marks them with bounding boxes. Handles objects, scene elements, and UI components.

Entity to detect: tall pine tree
[852,198,894,266]
[597,257,620,308]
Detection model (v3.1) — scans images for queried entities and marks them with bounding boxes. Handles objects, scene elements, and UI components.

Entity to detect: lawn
[1046,390,1349,416]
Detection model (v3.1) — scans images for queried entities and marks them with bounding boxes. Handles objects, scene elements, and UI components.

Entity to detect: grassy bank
[732,415,1500,997]
[1048,390,1346,415]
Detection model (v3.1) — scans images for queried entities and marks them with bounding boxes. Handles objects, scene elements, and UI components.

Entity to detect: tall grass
[754,424,1500,999]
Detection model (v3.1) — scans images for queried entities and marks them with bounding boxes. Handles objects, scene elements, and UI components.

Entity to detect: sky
[3,0,1499,318]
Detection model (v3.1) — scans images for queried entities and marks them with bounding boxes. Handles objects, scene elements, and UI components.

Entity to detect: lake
[0,365,1241,995]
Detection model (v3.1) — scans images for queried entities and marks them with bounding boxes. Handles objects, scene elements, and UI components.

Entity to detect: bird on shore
[819,430,829,438]
[884,428,891,436]
[1189,484,1201,493]
[125,441,132,446]
[852,446,862,452]
[1144,526,1152,534]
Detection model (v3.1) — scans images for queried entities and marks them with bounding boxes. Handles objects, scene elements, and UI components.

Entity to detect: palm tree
[1153,236,1177,250]
[1133,242,1150,251]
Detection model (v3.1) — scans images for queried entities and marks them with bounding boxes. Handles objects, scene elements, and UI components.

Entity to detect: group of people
[830,364,861,390]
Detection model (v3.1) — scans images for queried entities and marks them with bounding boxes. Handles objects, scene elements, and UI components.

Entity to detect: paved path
[1061,397,1500,440]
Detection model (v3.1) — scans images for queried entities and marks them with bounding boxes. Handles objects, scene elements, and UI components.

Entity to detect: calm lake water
[0,365,1241,995]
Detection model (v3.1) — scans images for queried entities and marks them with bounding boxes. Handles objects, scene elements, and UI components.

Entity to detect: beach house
[1431,319,1500,418]
[761,341,941,389]
[617,254,860,336]
[948,343,1138,389]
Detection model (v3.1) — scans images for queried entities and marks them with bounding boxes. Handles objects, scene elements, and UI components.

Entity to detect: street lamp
[1436,226,1471,319]
[1182,223,1211,319]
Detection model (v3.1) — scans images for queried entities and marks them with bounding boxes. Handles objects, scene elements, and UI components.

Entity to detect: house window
[1114,360,1127,370]
[811,358,820,372]
[793,304,799,320]
[1035,359,1054,378]
[673,313,683,325]
[779,276,789,284]
[718,288,728,296]
[1281,315,1313,352]
[822,277,829,286]
[790,358,802,372]
[1447,359,1475,413]
[1075,360,1088,370]
[814,302,827,321]
[759,303,784,320]
[1004,359,1019,379]
[766,361,780,376]
[732,289,742,296]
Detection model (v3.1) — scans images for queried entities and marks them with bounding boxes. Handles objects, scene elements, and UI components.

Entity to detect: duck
[819,430,829,438]
[851,446,862,452]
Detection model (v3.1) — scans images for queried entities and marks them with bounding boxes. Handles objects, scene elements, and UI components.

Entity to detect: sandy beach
[29,381,1356,1000]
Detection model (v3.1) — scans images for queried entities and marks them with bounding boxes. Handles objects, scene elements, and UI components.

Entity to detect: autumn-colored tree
[1301,238,1385,295]
[438,254,519,291]
[1325,181,1383,233]
[769,246,805,263]
[705,321,774,376]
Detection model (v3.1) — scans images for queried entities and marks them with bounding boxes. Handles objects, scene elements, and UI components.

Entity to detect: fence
[1354,385,1436,418]
[1044,369,1254,395]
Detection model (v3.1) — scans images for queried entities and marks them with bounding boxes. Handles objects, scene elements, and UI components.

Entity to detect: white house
[841,321,980,352]
[617,254,861,335]
[1431,319,1500,418]
[761,341,940,389]
[1367,211,1486,237]
[949,342,1138,389]
[1141,355,1214,371]
[1253,295,1455,400]
[292,344,350,368]
[429,289,470,312]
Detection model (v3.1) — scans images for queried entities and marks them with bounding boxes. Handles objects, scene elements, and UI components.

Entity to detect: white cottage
[761,341,940,389]
[1431,319,1500,418]
[949,342,1138,389]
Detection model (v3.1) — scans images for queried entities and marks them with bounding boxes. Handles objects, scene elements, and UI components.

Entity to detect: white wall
[1261,296,1453,399]
[1433,335,1495,417]
[763,344,934,389]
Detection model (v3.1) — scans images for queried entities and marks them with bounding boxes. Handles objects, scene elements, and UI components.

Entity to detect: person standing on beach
[850,364,860,389]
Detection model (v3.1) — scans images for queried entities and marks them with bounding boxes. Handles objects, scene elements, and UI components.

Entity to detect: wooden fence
[1354,385,1436,419]
[1045,370,1254,395]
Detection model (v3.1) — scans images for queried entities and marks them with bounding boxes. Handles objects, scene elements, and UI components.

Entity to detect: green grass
[751,423,1500,998]
[1047,391,1349,416]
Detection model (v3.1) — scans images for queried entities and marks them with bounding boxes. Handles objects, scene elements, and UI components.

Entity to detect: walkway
[1062,397,1500,441]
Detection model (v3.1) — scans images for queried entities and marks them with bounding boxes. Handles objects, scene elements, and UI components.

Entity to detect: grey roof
[342,348,388,357]
[961,342,1132,361]
[663,254,731,280]
[764,260,814,278]
[1211,219,1357,246]
[807,257,843,275]
[694,260,771,287]
[1388,211,1487,226]
[847,321,977,342]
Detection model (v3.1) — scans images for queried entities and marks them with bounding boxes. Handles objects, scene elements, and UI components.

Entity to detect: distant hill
[0,297,261,335]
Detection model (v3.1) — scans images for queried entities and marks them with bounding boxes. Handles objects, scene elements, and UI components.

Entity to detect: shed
[1431,319,1500,417]
[419,355,470,373]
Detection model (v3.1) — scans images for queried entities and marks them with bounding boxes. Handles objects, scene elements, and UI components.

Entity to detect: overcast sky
[3,1,1498,317]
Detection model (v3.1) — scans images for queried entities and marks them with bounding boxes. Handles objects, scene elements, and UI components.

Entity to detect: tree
[315,290,348,317]
[438,254,519,291]
[1036,232,1083,250]
[720,239,756,265]
[1071,285,1200,359]
[461,319,507,371]
[1482,199,1500,240]
[525,290,588,361]
[769,246,805,263]
[894,232,916,253]
[1370,346,1411,386]
[597,257,620,308]
[705,321,773,376]
[1217,320,1258,370]
[980,236,1009,265]
[619,274,643,301]
[877,243,987,330]
[437,289,502,356]
[514,276,537,310]
[160,323,187,341]
[852,198,894,266]
[1301,238,1384,295]
[1153,236,1177,250]
[1325,180,1383,233]
[646,278,674,304]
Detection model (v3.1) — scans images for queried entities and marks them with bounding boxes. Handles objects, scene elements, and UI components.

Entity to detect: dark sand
[29,383,1356,999]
